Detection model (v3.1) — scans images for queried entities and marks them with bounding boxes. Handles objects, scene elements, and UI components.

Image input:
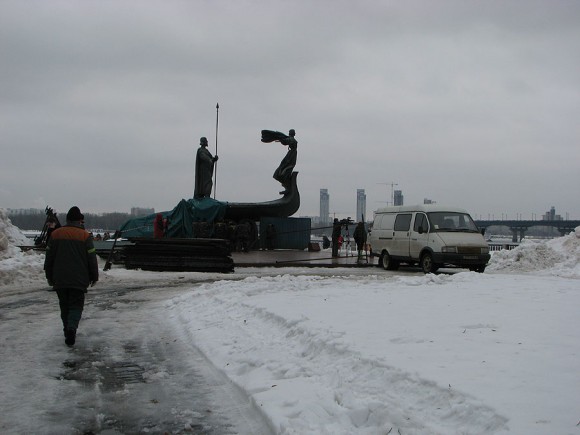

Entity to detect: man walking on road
[44,206,99,346]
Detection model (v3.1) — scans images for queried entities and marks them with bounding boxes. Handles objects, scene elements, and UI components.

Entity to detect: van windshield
[427,212,479,232]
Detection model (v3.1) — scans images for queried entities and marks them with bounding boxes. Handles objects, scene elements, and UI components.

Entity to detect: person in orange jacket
[44,206,98,346]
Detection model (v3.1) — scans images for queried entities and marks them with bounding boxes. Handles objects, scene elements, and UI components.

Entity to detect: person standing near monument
[266,223,276,250]
[153,213,164,238]
[353,220,367,263]
[194,136,218,199]
[44,206,99,346]
[331,218,342,258]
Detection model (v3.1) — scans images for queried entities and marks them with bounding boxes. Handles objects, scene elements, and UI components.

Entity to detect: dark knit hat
[66,206,84,222]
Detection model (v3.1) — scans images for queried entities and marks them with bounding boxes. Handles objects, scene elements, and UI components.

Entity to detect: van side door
[392,213,412,258]
[409,212,430,261]
[369,213,395,254]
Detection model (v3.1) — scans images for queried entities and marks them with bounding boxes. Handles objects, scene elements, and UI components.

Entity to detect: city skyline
[6,196,575,224]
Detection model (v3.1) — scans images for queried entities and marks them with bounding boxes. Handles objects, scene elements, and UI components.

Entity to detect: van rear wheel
[380,251,399,271]
[420,252,438,274]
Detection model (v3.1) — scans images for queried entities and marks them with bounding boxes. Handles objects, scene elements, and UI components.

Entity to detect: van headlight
[442,246,457,253]
[481,247,489,254]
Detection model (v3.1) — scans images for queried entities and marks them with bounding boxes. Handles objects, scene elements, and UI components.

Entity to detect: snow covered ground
[1,208,579,434]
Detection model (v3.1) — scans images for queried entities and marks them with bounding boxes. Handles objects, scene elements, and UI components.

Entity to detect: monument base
[259,217,310,250]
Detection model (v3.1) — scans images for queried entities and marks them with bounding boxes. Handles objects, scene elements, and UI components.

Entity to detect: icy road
[0,274,277,435]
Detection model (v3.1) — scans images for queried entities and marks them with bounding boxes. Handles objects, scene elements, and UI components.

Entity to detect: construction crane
[377,182,398,206]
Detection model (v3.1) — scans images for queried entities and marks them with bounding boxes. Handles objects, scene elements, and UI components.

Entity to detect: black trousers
[56,288,86,331]
[332,237,339,257]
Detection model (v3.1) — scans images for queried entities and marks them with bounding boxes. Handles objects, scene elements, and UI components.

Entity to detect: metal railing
[488,243,519,252]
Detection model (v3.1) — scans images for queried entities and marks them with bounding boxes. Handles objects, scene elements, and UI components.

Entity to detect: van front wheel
[380,251,399,271]
[420,253,438,274]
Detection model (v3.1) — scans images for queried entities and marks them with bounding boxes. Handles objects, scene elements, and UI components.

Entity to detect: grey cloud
[1,1,579,219]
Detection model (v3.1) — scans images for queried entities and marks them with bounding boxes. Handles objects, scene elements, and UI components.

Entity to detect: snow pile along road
[164,269,579,434]
[0,209,44,287]
[487,226,580,278]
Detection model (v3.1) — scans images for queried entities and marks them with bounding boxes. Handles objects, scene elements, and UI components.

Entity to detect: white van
[368,205,490,273]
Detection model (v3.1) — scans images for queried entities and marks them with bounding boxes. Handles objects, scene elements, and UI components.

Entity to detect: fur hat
[66,206,84,222]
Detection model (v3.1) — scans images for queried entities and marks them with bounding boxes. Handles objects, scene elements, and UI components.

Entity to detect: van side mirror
[417,227,424,234]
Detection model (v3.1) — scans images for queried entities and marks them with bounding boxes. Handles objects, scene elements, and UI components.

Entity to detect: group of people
[193,220,277,252]
[91,231,113,241]
[152,214,255,252]
[193,219,254,253]
[332,218,368,262]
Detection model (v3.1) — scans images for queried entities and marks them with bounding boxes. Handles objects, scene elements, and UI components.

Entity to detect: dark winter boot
[65,328,76,346]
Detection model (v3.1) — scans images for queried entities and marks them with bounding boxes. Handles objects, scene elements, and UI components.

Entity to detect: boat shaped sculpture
[224,171,300,221]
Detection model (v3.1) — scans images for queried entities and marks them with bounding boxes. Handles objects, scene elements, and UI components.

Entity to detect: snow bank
[487,226,580,278]
[0,209,45,287]
[165,271,578,434]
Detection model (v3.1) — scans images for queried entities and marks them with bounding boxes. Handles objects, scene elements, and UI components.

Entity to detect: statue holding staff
[194,136,218,199]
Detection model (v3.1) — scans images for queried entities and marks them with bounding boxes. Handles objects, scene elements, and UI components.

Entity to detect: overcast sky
[1,0,579,221]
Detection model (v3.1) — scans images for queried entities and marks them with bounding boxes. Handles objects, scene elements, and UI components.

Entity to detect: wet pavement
[1,279,275,435]
[231,249,377,268]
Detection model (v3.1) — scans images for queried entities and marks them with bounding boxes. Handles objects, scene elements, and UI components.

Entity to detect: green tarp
[119,198,227,238]
[259,217,311,250]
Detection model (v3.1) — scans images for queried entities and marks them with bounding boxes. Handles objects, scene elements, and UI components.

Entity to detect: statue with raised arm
[194,136,218,199]
[262,129,297,195]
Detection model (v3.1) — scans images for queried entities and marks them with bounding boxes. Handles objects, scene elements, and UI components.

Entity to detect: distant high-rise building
[424,198,436,204]
[356,189,367,221]
[394,190,404,206]
[542,206,562,221]
[131,207,155,217]
[319,189,329,225]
